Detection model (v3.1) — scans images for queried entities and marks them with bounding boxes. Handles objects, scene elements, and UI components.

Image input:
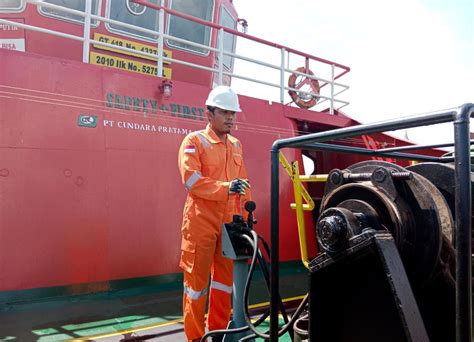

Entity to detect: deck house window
[39,0,101,26]
[106,0,160,41]
[166,0,214,55]
[0,0,24,12]
[218,6,236,69]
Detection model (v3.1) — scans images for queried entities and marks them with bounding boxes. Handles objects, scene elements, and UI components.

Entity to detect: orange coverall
[178,124,250,341]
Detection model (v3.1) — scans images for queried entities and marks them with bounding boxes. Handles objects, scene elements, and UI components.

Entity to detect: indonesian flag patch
[184,145,196,154]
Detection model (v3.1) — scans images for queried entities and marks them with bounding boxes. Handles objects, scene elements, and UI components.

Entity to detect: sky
[231,0,473,144]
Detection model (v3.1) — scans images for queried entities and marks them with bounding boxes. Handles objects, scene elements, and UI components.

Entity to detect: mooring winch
[269,104,473,342]
[212,159,465,342]
[300,160,459,342]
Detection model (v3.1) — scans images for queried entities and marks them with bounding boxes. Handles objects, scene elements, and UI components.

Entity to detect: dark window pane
[167,0,214,54]
[108,0,160,41]
[40,0,100,25]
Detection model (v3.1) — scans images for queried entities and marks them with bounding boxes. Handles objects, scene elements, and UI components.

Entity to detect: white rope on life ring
[288,67,320,109]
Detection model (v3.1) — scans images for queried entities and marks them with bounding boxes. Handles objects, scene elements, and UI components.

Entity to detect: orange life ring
[288,67,320,109]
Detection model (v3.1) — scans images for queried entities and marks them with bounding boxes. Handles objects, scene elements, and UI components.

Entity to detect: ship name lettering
[1,43,17,50]
[114,120,191,135]
[0,24,18,31]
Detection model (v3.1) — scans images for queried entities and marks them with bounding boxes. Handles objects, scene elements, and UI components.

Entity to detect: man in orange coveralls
[178,86,251,342]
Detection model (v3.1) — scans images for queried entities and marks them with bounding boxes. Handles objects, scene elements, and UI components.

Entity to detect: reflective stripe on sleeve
[234,141,239,149]
[185,171,202,190]
[184,285,208,300]
[197,132,210,148]
[210,280,233,294]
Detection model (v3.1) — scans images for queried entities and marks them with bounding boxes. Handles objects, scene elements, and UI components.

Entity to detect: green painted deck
[0,262,308,341]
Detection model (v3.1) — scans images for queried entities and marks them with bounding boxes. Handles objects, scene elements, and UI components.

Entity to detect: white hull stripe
[184,285,208,300]
[211,280,232,294]
[185,171,202,190]
[197,132,210,148]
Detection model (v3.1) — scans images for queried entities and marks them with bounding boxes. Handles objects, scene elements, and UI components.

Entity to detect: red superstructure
[0,0,440,297]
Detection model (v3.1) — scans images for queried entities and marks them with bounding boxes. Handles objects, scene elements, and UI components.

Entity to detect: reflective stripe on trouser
[182,235,233,340]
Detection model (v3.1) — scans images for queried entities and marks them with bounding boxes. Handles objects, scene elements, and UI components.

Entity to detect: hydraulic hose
[241,295,309,341]
[242,231,309,340]
[202,229,268,342]
[203,229,308,341]
[201,311,270,342]
[256,248,291,326]
[259,235,271,259]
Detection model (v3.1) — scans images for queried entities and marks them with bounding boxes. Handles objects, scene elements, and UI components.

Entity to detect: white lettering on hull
[0,24,19,31]
[0,39,25,52]
[104,120,190,135]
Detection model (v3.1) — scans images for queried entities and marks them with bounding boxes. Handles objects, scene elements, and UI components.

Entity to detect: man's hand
[229,179,250,195]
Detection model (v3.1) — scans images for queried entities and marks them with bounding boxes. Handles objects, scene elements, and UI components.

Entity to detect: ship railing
[0,0,350,114]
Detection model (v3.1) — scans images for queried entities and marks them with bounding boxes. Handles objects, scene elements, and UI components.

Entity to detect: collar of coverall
[205,123,238,145]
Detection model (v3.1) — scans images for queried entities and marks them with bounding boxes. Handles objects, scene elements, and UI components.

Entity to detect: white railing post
[218,28,224,85]
[330,64,335,114]
[82,0,92,63]
[280,48,286,103]
[157,0,165,78]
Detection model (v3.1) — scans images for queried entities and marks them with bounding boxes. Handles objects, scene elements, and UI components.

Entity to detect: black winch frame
[270,103,474,342]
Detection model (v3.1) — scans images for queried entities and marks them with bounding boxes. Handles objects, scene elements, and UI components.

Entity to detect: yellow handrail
[279,152,327,268]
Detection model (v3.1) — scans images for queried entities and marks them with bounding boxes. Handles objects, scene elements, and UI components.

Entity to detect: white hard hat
[205,86,242,112]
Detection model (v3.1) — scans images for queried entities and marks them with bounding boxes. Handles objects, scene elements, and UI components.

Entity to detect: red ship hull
[1,49,330,292]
